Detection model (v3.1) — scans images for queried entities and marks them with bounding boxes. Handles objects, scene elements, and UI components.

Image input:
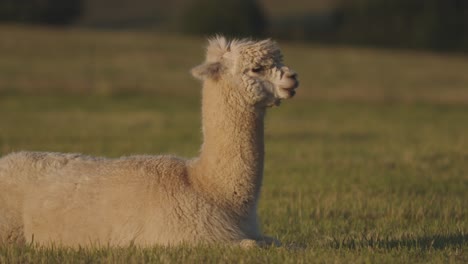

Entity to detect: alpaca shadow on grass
[331,232,467,250]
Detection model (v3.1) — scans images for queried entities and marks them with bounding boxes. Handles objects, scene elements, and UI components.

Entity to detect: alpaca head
[192,36,299,107]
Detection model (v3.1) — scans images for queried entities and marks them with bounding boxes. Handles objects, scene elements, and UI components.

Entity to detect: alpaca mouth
[280,80,298,98]
[282,88,296,97]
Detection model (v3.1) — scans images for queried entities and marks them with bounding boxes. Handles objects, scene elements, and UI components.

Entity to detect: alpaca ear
[191,62,223,81]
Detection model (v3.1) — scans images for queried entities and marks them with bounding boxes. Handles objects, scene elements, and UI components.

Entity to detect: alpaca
[0,36,299,248]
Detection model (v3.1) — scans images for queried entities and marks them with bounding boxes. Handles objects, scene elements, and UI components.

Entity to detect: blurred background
[1,0,467,51]
[0,2,467,257]
[1,0,467,99]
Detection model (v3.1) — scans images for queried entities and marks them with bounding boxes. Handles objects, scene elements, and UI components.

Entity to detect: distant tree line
[0,0,82,25]
[337,0,468,51]
[180,0,468,51]
[1,0,466,52]
[271,0,468,52]
[180,0,266,38]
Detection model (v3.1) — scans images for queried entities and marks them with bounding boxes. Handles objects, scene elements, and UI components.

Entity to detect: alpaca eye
[251,67,263,73]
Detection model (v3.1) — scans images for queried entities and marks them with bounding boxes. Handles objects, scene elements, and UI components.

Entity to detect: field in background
[0,26,467,263]
[2,25,468,102]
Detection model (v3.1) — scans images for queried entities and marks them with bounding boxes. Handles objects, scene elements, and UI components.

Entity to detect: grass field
[0,25,467,263]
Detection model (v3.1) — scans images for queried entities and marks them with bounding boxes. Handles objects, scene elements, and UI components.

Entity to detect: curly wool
[0,36,298,248]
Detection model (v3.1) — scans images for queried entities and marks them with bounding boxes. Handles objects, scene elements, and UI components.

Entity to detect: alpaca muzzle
[278,69,299,98]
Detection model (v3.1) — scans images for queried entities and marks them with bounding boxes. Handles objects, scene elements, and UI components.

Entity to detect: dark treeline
[281,0,468,52]
[180,0,266,38]
[0,0,82,25]
[1,0,467,52]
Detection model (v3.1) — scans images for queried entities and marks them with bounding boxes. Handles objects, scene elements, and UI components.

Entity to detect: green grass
[0,25,467,263]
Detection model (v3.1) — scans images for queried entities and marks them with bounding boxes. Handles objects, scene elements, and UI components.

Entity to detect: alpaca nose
[282,67,297,79]
[286,71,297,79]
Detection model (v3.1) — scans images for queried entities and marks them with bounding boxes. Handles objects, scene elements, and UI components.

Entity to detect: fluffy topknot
[205,36,282,65]
[192,36,284,81]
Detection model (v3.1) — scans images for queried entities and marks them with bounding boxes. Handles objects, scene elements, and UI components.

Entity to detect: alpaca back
[0,152,192,245]
[0,151,247,246]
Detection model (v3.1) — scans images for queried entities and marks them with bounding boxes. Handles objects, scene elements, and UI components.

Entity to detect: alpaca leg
[238,236,281,248]
[239,239,259,248]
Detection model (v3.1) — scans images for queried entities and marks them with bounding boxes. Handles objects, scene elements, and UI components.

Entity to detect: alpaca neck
[191,80,265,211]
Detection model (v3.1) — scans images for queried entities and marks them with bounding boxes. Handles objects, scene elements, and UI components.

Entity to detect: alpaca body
[0,36,298,247]
[0,152,260,246]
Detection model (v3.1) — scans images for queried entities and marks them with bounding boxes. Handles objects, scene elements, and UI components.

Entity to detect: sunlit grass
[0,26,467,263]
